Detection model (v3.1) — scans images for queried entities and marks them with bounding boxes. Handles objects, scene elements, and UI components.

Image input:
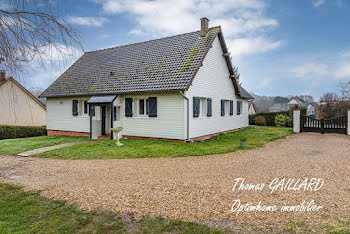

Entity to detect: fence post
[347,108,350,135]
[293,108,301,133]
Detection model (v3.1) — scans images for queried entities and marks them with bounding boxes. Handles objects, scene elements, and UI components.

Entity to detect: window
[113,106,117,121]
[84,101,88,114]
[194,97,210,118]
[207,98,212,117]
[237,100,242,115]
[125,98,133,117]
[225,100,230,116]
[199,98,207,117]
[230,100,233,115]
[72,100,78,116]
[139,99,146,115]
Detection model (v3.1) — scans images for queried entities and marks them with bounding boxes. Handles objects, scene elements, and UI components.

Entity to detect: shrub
[275,114,288,127]
[249,115,255,125]
[286,116,293,127]
[255,115,267,126]
[0,125,46,140]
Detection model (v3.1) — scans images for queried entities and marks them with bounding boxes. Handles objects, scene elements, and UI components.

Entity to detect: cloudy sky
[20,0,350,98]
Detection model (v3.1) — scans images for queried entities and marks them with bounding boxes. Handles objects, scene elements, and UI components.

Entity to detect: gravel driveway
[0,133,349,232]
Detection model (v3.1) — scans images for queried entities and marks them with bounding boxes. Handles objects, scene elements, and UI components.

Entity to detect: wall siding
[46,96,91,133]
[113,92,185,140]
[0,80,46,126]
[186,36,249,138]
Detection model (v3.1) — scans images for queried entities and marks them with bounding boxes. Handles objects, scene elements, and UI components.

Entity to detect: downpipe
[179,91,189,140]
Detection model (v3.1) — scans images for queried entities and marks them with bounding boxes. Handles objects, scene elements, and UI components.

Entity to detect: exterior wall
[0,80,46,126]
[46,96,91,133]
[248,103,256,115]
[185,36,249,139]
[113,92,185,140]
[46,92,186,140]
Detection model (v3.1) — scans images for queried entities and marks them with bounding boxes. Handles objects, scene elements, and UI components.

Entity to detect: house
[0,70,46,126]
[269,103,290,112]
[269,97,310,112]
[307,102,317,117]
[40,18,253,141]
[248,101,256,115]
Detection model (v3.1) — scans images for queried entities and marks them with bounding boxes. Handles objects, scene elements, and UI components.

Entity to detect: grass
[36,126,293,160]
[0,136,88,155]
[0,182,224,233]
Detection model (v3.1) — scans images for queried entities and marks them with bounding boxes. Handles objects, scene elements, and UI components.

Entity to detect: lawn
[0,136,88,155]
[36,126,293,159]
[0,183,224,233]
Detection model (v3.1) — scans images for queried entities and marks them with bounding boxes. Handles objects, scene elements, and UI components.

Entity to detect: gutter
[179,91,189,140]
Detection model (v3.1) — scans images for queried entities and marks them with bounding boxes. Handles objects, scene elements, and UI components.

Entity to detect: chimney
[200,17,209,37]
[0,70,5,82]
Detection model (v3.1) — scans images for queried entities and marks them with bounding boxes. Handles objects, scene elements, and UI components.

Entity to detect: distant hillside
[251,93,275,112]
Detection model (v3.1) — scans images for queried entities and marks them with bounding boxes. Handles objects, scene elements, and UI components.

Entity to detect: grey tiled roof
[238,84,253,99]
[41,27,251,99]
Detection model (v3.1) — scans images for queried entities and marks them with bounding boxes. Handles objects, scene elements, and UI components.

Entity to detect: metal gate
[300,116,348,134]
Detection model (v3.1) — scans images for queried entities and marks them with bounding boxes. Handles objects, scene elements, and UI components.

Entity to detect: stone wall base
[47,130,90,137]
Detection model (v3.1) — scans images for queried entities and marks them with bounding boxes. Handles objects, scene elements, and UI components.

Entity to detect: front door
[101,105,106,135]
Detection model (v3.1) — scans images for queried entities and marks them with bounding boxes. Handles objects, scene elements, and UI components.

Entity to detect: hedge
[0,125,47,140]
[249,106,307,127]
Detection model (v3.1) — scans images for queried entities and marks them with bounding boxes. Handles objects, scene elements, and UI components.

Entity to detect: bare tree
[339,81,350,100]
[0,0,82,74]
[319,92,340,103]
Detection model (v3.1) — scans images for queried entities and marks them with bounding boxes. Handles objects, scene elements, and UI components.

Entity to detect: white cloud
[312,0,343,8]
[340,50,350,57]
[94,0,281,56]
[67,16,108,27]
[227,37,282,56]
[291,63,329,78]
[334,62,350,79]
[32,44,82,62]
[313,0,326,7]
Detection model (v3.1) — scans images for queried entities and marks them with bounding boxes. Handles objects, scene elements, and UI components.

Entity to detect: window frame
[199,97,207,117]
[113,106,117,121]
[237,100,242,115]
[139,99,146,116]
[83,101,88,115]
[225,100,230,116]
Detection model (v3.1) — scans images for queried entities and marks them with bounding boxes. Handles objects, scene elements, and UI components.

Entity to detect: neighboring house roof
[40,27,252,99]
[269,103,290,112]
[0,77,46,109]
[308,102,318,107]
[248,101,256,113]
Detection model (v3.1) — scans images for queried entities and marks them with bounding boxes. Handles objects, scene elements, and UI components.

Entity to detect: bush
[286,116,292,127]
[250,106,306,127]
[275,114,288,127]
[251,111,288,126]
[0,125,46,140]
[255,115,267,126]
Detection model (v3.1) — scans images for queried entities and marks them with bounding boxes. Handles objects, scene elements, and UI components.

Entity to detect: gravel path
[0,133,349,232]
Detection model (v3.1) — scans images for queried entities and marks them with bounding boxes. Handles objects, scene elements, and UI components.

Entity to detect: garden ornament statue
[111,127,123,146]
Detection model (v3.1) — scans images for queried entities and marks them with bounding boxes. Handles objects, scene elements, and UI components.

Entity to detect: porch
[87,95,118,140]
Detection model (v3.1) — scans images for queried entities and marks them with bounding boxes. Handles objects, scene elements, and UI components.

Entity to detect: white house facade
[42,18,253,141]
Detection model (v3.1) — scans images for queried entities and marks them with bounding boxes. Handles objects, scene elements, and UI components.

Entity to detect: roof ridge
[85,26,220,54]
